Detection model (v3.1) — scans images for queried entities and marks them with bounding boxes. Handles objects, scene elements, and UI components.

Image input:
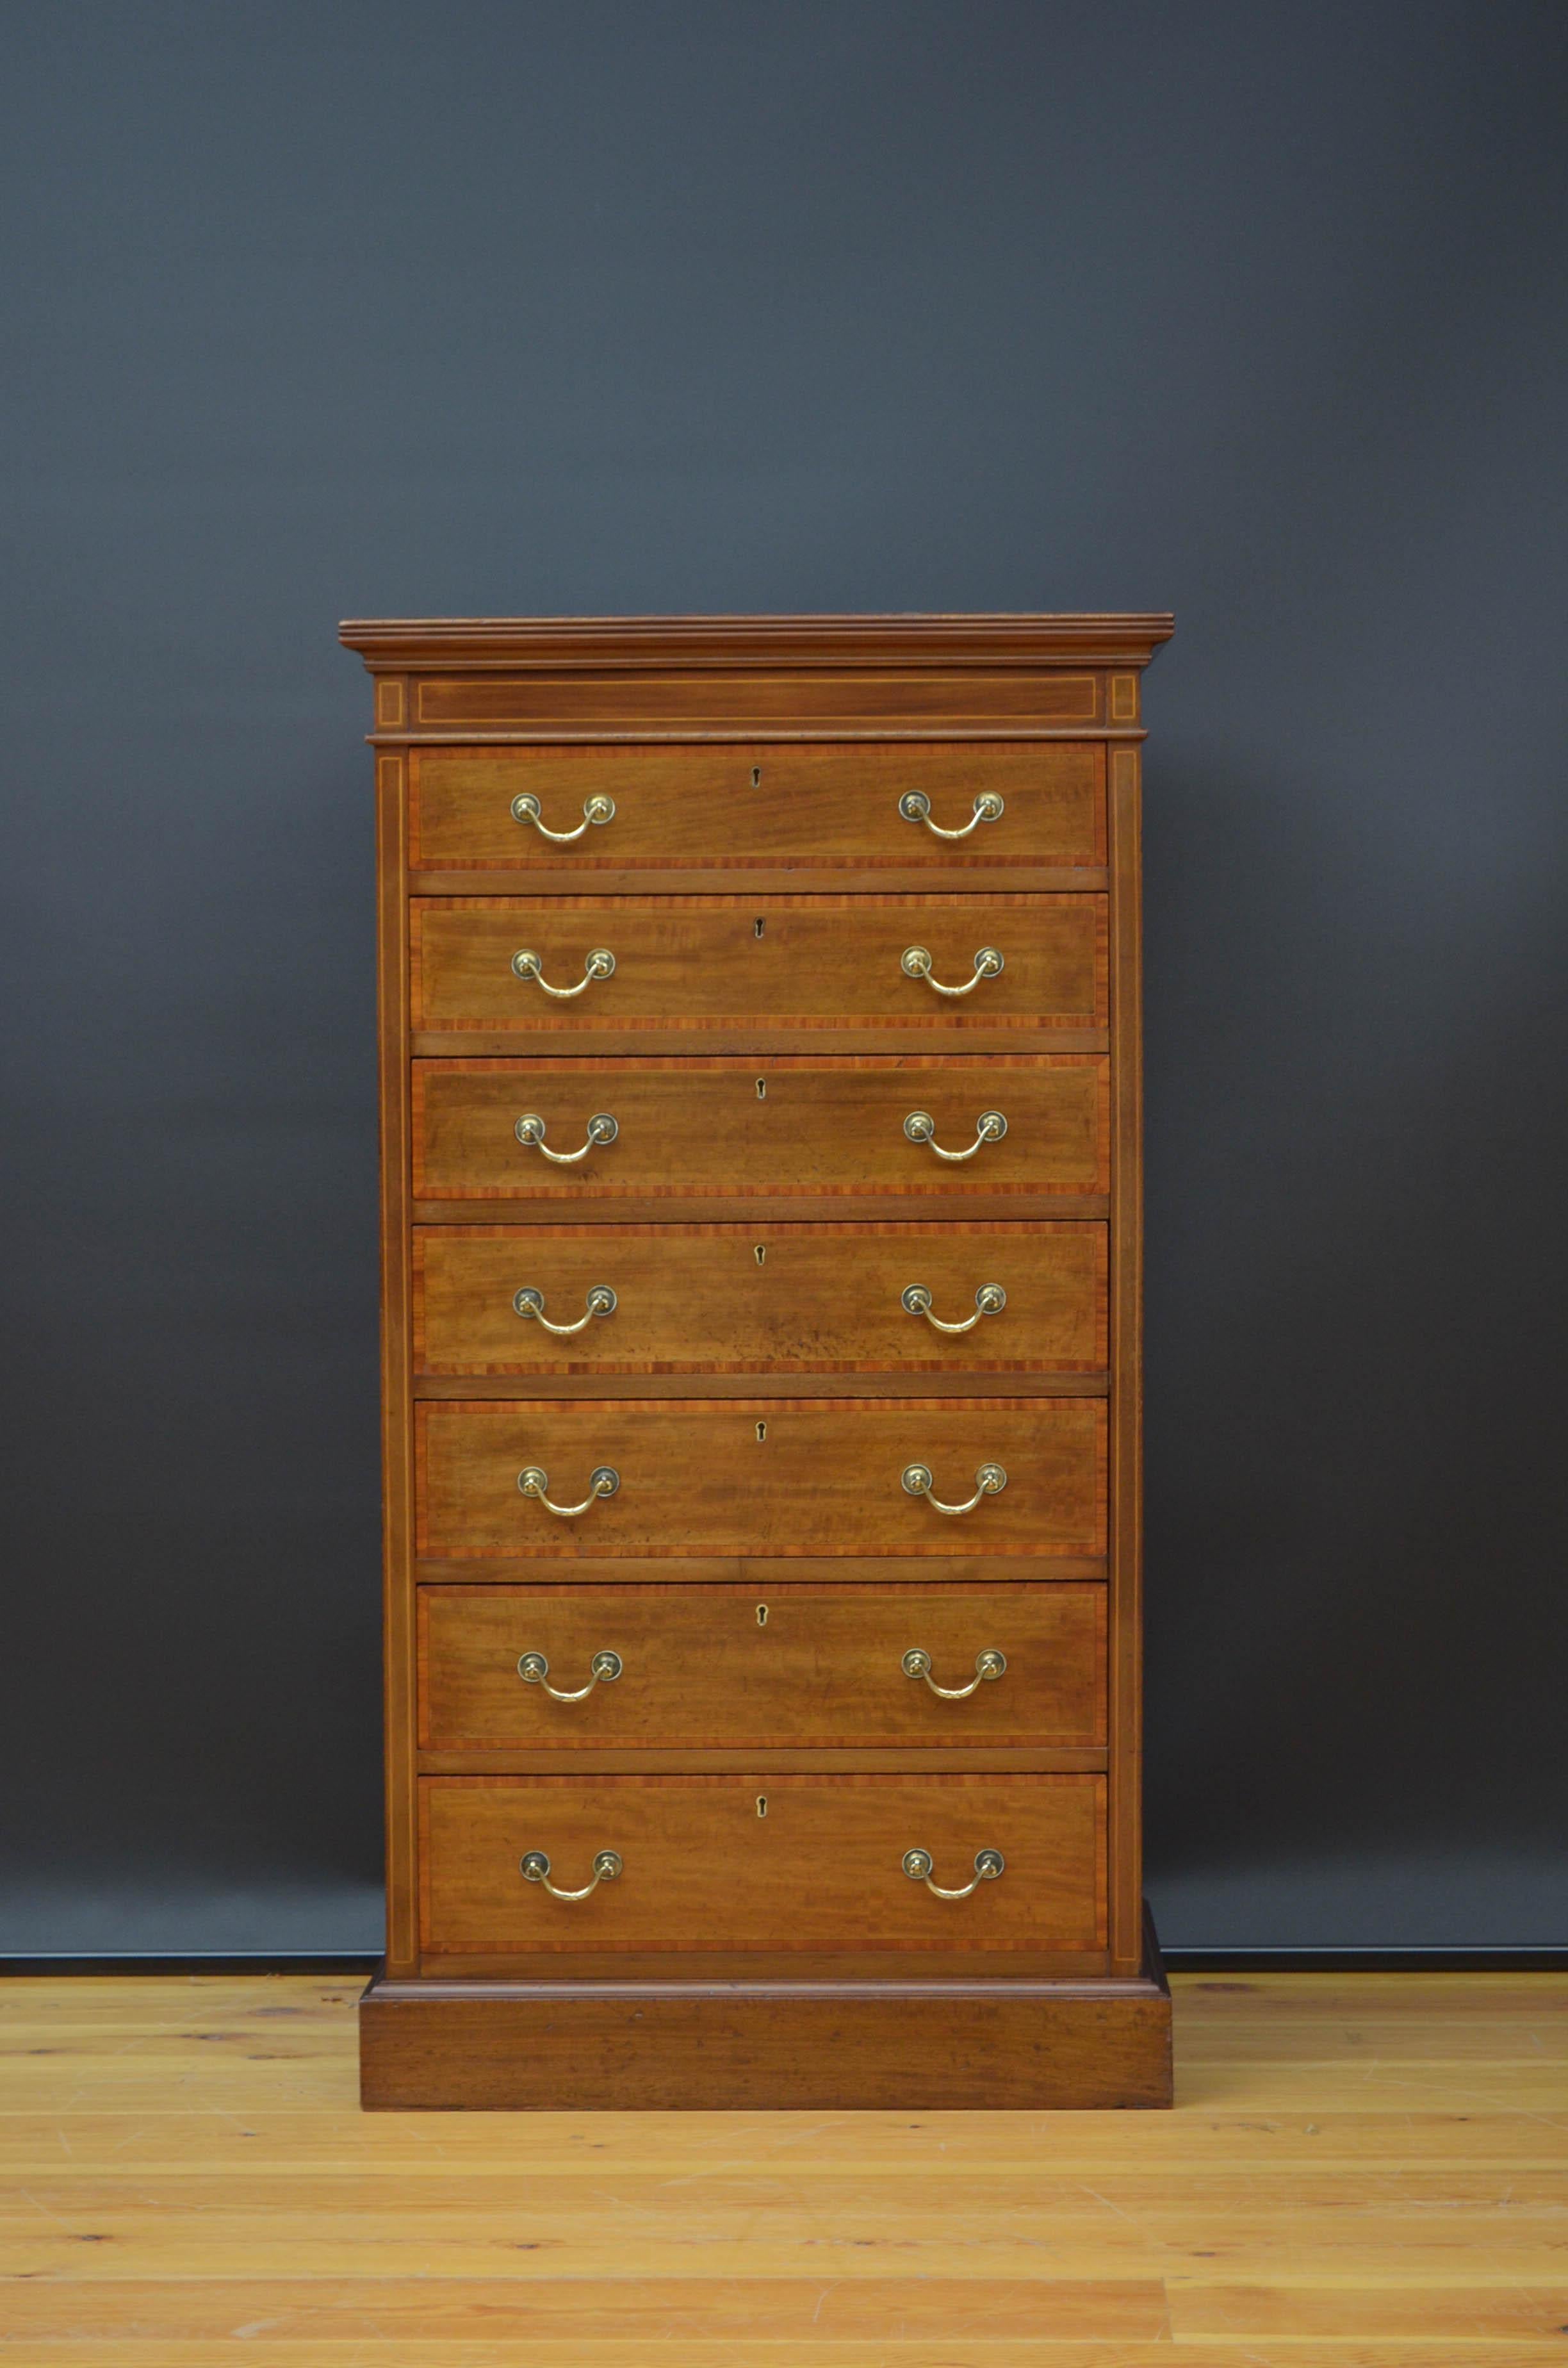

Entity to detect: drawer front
[411,895,1106,1033]
[420,1773,1106,1954]
[416,1397,1106,1558]
[420,1583,1106,1749]
[412,1057,1108,1200]
[410,743,1105,871]
[414,1222,1107,1374]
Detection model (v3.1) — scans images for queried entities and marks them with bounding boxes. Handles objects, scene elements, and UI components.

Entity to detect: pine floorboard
[1,1970,1564,2363]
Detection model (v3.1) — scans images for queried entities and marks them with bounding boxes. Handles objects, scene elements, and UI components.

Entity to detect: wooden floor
[0,1973,1563,2363]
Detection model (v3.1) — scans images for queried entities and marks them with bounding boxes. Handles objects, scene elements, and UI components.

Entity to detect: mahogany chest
[345,613,1173,2108]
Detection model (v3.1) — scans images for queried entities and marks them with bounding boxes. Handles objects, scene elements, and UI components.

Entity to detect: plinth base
[360,1909,1172,2110]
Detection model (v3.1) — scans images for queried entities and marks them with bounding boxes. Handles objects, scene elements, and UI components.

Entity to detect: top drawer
[409,744,1105,873]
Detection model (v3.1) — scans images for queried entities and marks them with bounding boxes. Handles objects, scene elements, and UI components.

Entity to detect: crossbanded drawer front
[409,744,1105,871]
[420,1773,1106,1955]
[416,1397,1106,1559]
[414,1222,1107,1375]
[412,1057,1109,1200]
[420,1583,1106,1749]
[411,895,1106,1033]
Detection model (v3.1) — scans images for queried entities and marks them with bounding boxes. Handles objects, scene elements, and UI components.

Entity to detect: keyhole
[756,1795,768,1818]
[753,917,765,938]
[754,1244,767,1267]
[755,1420,767,1442]
[755,1078,766,1100]
[756,1603,769,1626]
[751,766,761,788]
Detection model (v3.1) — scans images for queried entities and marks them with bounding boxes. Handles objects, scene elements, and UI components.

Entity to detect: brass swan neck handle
[902,1647,1008,1698]
[902,1109,1008,1163]
[510,945,616,998]
[901,1461,1008,1517]
[901,1283,1006,1333]
[902,1847,1006,1898]
[510,791,616,842]
[518,1464,621,1519]
[520,1848,622,1898]
[518,1649,623,1700]
[901,944,1004,997]
[513,1284,618,1335]
[897,789,1005,839]
[514,1112,619,1164]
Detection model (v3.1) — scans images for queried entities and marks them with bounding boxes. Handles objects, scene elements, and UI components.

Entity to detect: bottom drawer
[420,1773,1105,1956]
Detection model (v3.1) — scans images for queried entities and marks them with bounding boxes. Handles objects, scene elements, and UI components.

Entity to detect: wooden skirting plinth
[359,1907,1171,2110]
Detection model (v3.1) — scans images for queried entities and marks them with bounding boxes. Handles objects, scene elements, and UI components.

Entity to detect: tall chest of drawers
[346,613,1174,2109]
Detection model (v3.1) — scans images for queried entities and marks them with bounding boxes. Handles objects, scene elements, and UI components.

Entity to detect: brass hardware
[755,1420,767,1442]
[751,766,762,787]
[755,1078,767,1099]
[513,1284,617,1334]
[901,1282,1007,1333]
[520,1847,623,1899]
[754,917,765,938]
[511,791,616,842]
[755,1795,767,1817]
[754,1244,767,1265]
[514,1111,619,1163]
[902,1108,1008,1163]
[902,1846,1006,1898]
[901,1461,1008,1517]
[518,1464,621,1519]
[900,944,1005,998]
[898,788,1005,839]
[518,1648,624,1700]
[510,945,616,998]
[756,1603,769,1626]
[902,1646,1008,1698]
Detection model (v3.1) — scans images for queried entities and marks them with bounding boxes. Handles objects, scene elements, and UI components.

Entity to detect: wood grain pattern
[18,1967,1564,2345]
[412,1219,1107,1375]
[363,1955,1164,2107]
[415,1396,1107,1559]
[375,752,418,1980]
[408,741,1106,869]
[412,1053,1110,1200]
[409,892,1107,1033]
[1109,741,1145,1975]
[412,670,1105,729]
[414,1550,1111,1585]
[342,611,1177,668]
[418,1580,1106,1750]
[418,1772,1106,1956]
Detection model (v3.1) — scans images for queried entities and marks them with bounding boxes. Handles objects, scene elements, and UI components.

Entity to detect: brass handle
[518,1648,623,1700]
[514,1112,619,1163]
[901,1461,1007,1517]
[902,1647,1007,1698]
[898,789,1005,839]
[513,1284,617,1335]
[902,1846,1006,1898]
[520,1847,623,1899]
[511,791,616,843]
[902,1109,1008,1163]
[518,1464,621,1519]
[902,1283,1006,1334]
[901,944,1004,997]
[511,946,616,998]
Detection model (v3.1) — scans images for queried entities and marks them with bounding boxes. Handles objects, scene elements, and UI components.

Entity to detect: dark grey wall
[3,1,1565,1953]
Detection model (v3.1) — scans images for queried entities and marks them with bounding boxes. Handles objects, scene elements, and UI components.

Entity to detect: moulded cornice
[338,613,1175,672]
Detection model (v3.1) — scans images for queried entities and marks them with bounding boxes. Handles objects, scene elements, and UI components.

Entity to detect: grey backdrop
[3,1,1565,1953]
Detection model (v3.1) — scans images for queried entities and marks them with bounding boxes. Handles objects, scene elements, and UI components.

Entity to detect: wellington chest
[345,613,1173,2109]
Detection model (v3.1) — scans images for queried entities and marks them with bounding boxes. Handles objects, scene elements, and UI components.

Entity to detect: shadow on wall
[1142,746,1568,1898]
